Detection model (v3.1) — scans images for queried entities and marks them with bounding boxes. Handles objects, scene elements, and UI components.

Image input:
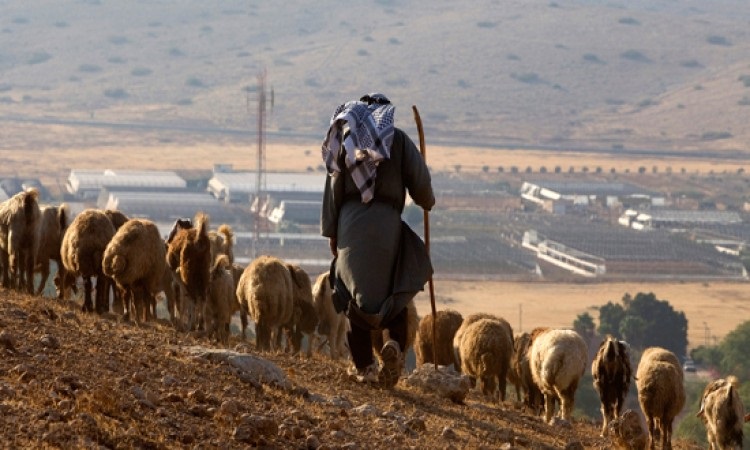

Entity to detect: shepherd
[320,93,435,388]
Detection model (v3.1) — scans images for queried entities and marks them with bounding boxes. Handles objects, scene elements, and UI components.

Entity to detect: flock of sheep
[413,307,746,449]
[0,188,747,449]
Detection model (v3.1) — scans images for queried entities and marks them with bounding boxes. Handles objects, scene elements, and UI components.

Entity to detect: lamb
[34,203,69,296]
[635,346,685,450]
[511,331,544,413]
[592,335,633,436]
[311,271,348,360]
[414,309,463,368]
[166,212,212,332]
[529,327,588,423]
[697,376,744,450]
[456,317,514,403]
[204,255,235,345]
[0,188,41,293]
[235,255,294,352]
[61,209,117,313]
[285,263,319,357]
[102,218,166,323]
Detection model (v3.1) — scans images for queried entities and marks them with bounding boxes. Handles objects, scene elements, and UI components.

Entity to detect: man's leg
[347,320,378,382]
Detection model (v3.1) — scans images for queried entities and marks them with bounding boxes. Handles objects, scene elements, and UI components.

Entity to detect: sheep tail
[58,203,69,230]
[212,254,230,278]
[218,224,233,242]
[727,375,739,389]
[23,189,39,223]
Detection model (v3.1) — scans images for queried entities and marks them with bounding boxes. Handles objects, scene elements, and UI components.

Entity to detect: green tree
[718,320,750,378]
[619,315,647,349]
[597,301,625,338]
[573,312,595,341]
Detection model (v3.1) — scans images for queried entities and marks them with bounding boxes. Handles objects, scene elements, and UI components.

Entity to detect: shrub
[169,47,185,57]
[108,56,126,64]
[706,35,731,46]
[476,21,497,29]
[108,35,129,45]
[27,51,51,65]
[582,53,604,64]
[738,75,750,87]
[511,72,542,84]
[131,67,152,77]
[618,17,640,25]
[79,64,102,73]
[620,49,650,63]
[701,131,732,141]
[103,88,128,99]
[186,77,206,88]
[680,59,703,69]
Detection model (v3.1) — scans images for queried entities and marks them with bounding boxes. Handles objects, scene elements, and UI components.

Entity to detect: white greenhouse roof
[67,169,187,192]
[208,172,325,194]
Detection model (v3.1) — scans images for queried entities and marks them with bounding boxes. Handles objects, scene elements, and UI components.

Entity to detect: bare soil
[0,288,710,449]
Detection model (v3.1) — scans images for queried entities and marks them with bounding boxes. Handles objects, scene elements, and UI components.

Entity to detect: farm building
[98,188,251,230]
[207,171,324,204]
[267,200,321,225]
[66,169,187,200]
[521,218,746,279]
[619,209,742,231]
[520,180,662,211]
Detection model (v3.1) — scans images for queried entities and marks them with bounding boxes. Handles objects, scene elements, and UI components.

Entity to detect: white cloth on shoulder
[321,95,395,203]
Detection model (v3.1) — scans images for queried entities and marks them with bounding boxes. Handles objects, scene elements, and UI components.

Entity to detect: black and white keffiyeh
[321,93,395,203]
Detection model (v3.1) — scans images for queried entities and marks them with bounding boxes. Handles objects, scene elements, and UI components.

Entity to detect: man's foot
[378,340,402,389]
[347,363,378,384]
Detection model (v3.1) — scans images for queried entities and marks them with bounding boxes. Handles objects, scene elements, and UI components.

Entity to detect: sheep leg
[255,320,269,352]
[239,307,248,340]
[23,251,35,294]
[647,416,656,450]
[95,276,110,314]
[82,277,94,312]
[660,415,672,450]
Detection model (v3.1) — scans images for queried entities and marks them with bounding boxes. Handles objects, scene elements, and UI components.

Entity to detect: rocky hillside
[0,288,708,449]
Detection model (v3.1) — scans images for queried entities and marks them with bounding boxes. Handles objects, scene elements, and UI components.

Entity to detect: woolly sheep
[311,271,348,360]
[529,327,588,423]
[456,317,514,403]
[61,209,116,313]
[102,218,166,323]
[34,203,68,297]
[0,188,41,293]
[511,331,544,413]
[698,376,744,450]
[235,255,294,352]
[209,224,234,265]
[204,255,235,345]
[636,346,685,450]
[166,212,212,332]
[231,262,248,339]
[285,263,318,357]
[592,335,633,436]
[414,309,463,368]
[453,312,510,373]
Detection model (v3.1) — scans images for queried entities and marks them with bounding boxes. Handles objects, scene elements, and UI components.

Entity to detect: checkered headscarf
[321,93,395,203]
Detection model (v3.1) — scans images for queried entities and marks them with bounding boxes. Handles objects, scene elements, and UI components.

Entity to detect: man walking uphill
[320,93,435,388]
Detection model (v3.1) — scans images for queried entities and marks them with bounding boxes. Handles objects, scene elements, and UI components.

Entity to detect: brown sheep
[511,331,544,414]
[231,262,248,339]
[697,376,744,450]
[592,335,633,436]
[285,263,318,357]
[102,218,166,323]
[414,309,463,368]
[166,212,212,332]
[61,209,116,313]
[34,203,69,297]
[0,188,41,293]
[608,409,648,450]
[235,255,294,352]
[209,224,234,264]
[204,255,235,345]
[103,209,129,231]
[456,317,514,403]
[529,327,588,423]
[453,312,510,373]
[311,271,348,360]
[636,347,685,450]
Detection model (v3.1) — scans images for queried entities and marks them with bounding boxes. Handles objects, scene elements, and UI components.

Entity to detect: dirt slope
[0,289,704,449]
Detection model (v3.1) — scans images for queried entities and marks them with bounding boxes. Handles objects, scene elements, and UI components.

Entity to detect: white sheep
[235,255,294,352]
[529,327,588,423]
[0,188,41,294]
[456,317,514,403]
[311,271,348,360]
[698,376,744,450]
[636,346,685,450]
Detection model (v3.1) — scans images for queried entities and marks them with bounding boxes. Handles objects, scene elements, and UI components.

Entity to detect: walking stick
[412,105,439,371]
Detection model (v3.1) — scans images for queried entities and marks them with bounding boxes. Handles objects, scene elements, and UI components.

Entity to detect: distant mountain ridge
[1,0,750,153]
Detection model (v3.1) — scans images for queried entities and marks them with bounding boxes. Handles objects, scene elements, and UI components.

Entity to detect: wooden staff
[412,105,439,370]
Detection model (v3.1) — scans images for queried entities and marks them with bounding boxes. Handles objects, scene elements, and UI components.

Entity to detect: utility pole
[252,69,268,259]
